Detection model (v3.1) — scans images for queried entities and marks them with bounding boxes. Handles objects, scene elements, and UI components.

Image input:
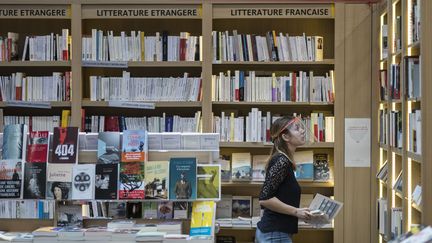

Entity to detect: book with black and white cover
[126,202,142,218]
[51,127,79,163]
[57,203,83,227]
[173,202,188,219]
[0,160,23,199]
[97,132,121,164]
[308,193,343,226]
[95,163,118,200]
[232,196,251,218]
[46,163,73,200]
[2,124,28,160]
[108,202,126,219]
[72,164,95,200]
[23,162,46,199]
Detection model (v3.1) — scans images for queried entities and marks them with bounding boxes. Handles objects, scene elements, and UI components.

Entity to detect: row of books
[89,72,201,102]
[0,200,54,219]
[0,33,19,62]
[85,113,201,133]
[394,15,402,52]
[21,29,70,61]
[4,116,62,132]
[82,30,201,62]
[0,72,71,102]
[389,111,403,149]
[391,207,403,239]
[406,56,421,99]
[379,110,387,145]
[409,0,420,44]
[219,151,332,182]
[390,63,401,100]
[408,110,421,154]
[212,70,335,103]
[212,30,324,62]
[213,109,334,143]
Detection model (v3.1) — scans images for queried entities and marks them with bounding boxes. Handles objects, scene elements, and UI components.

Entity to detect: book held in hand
[307,193,343,227]
[51,127,79,163]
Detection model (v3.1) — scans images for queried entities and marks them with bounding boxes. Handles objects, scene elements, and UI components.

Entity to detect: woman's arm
[259,197,297,216]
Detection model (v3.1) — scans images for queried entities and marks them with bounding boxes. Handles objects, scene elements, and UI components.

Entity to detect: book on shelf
[71,164,95,200]
[119,162,145,199]
[173,202,189,219]
[61,110,71,127]
[0,160,22,199]
[51,127,79,164]
[143,202,158,219]
[157,201,174,219]
[161,133,181,150]
[392,171,403,194]
[46,163,73,200]
[82,201,108,219]
[4,116,61,133]
[121,130,148,162]
[21,29,70,61]
[412,185,422,207]
[409,109,421,155]
[313,153,331,182]
[232,196,252,218]
[294,151,314,181]
[218,155,231,182]
[231,152,251,181]
[377,198,388,235]
[144,160,169,200]
[409,0,421,44]
[0,32,19,62]
[252,155,267,181]
[406,56,421,99]
[390,110,402,149]
[26,131,49,163]
[252,197,262,218]
[379,109,388,145]
[216,195,233,219]
[376,160,388,183]
[108,202,126,219]
[97,132,121,164]
[23,162,46,199]
[126,202,142,219]
[390,63,401,100]
[2,124,28,160]
[379,70,388,101]
[381,24,388,59]
[57,203,83,228]
[197,164,221,200]
[391,207,403,239]
[169,157,197,200]
[95,164,118,200]
[190,201,215,239]
[394,15,402,52]
[0,200,54,219]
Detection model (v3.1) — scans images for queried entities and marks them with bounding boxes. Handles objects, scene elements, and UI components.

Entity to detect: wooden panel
[201,2,213,132]
[71,3,83,128]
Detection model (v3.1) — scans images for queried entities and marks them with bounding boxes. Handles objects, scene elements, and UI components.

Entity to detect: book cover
[72,164,95,200]
[26,131,49,163]
[252,155,267,181]
[23,162,46,199]
[51,127,79,164]
[2,124,27,160]
[231,153,251,181]
[313,154,331,182]
[252,197,261,217]
[173,202,188,219]
[216,195,232,219]
[197,164,220,200]
[121,130,148,162]
[190,201,215,238]
[294,151,314,181]
[46,163,73,200]
[232,196,252,218]
[119,162,145,199]
[95,164,118,200]
[108,202,126,219]
[218,155,231,182]
[0,160,23,198]
[144,161,169,199]
[97,132,120,164]
[143,202,158,219]
[126,202,142,218]
[57,203,83,227]
[157,201,173,219]
[169,157,197,200]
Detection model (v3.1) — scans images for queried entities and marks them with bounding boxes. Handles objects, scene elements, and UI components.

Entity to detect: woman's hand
[295,208,311,220]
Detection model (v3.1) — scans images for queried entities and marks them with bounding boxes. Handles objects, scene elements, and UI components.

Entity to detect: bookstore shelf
[221,181,334,188]
[407,41,420,49]
[395,191,404,200]
[212,101,334,107]
[412,203,422,213]
[391,49,402,57]
[219,142,334,148]
[213,59,335,65]
[391,147,403,156]
[219,227,334,232]
[0,61,72,67]
[81,100,202,108]
[379,143,388,150]
[0,101,72,108]
[407,151,422,163]
[82,61,202,68]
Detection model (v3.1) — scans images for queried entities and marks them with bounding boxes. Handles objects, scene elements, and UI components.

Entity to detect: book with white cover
[72,164,95,200]
[308,193,343,226]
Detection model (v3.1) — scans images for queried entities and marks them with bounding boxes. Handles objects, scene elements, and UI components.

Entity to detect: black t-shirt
[257,153,301,234]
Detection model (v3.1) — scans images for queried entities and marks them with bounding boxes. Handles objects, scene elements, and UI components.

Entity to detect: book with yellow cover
[190,201,215,239]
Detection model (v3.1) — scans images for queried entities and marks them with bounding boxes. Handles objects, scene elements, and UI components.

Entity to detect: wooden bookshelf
[0,61,72,67]
[81,100,202,108]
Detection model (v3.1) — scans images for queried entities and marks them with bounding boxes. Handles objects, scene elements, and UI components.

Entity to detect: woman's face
[286,120,306,147]
[54,186,62,199]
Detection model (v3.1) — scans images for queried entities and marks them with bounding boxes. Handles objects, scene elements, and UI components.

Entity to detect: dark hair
[266,116,297,171]
[51,182,69,200]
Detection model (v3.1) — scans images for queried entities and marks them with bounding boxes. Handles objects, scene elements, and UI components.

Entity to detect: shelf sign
[6,101,51,109]
[0,5,70,18]
[213,4,334,19]
[82,60,128,68]
[108,101,155,110]
[82,5,201,19]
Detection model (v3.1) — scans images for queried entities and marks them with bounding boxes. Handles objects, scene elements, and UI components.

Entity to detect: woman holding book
[256,116,312,243]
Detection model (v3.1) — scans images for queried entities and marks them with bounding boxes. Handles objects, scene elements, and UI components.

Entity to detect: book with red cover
[26,131,49,163]
[105,116,120,132]
[51,127,79,163]
[119,162,145,199]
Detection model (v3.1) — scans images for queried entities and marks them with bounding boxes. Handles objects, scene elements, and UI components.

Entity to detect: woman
[256,116,311,243]
[51,182,69,200]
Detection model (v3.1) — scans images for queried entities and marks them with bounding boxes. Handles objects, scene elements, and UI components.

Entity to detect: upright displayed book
[121,130,148,162]
[232,196,252,218]
[72,164,95,200]
[294,151,314,181]
[169,157,197,200]
[51,127,79,164]
[57,203,83,227]
[46,163,73,200]
[218,155,231,182]
[173,202,189,219]
[252,155,267,181]
[143,202,158,219]
[216,195,233,219]
[190,201,215,239]
[97,132,121,164]
[197,164,221,200]
[144,161,169,199]
[23,162,46,199]
[2,124,28,160]
[119,162,145,199]
[313,153,331,182]
[157,201,173,219]
[26,131,50,163]
[0,160,23,199]
[231,153,251,181]
[95,164,118,200]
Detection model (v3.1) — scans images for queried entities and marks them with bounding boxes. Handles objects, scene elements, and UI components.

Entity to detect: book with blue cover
[97,132,120,164]
[2,124,27,160]
[169,157,196,200]
[294,151,314,181]
[121,130,148,162]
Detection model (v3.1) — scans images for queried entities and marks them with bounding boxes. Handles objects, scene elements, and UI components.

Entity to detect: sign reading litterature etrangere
[82,5,201,19]
[0,5,70,18]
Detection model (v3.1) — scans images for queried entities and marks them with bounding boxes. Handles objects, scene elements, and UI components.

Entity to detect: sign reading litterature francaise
[82,5,201,19]
[0,5,70,18]
[213,4,334,19]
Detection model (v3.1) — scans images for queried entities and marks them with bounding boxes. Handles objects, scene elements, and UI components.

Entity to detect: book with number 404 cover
[51,127,79,163]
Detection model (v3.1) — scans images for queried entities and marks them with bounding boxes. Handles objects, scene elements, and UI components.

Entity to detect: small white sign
[6,101,51,109]
[108,101,155,109]
[82,60,128,68]
[344,118,371,167]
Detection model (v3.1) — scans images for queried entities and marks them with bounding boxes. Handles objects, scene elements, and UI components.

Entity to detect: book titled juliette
[0,160,23,199]
[119,162,145,199]
[26,131,50,163]
[121,130,148,162]
[51,127,79,163]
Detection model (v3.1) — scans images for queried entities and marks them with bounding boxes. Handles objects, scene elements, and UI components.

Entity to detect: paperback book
[46,163,73,200]
[252,155,267,181]
[95,164,118,200]
[2,124,28,160]
[157,201,173,219]
[126,202,142,218]
[294,151,314,181]
[232,196,252,218]
[0,160,23,198]
[108,202,126,219]
[142,202,158,219]
[144,161,169,199]
[121,130,148,162]
[190,201,215,239]
[313,153,331,182]
[26,131,49,163]
[119,162,145,199]
[23,162,46,199]
[173,202,189,219]
[218,155,231,182]
[51,127,79,163]
[169,157,197,200]
[97,132,121,164]
[72,164,95,200]
[231,153,251,181]
[197,164,221,200]
[57,203,83,227]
